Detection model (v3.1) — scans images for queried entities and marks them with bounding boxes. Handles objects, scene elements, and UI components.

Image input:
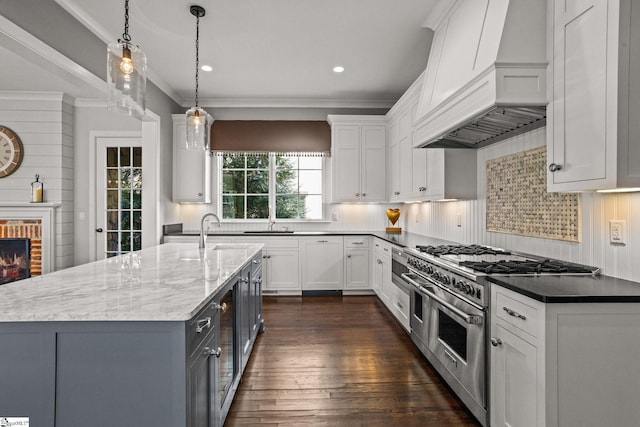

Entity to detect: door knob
[548,163,562,172]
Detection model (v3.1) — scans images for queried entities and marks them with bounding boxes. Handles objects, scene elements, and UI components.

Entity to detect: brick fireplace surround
[0,219,42,275]
[0,203,59,275]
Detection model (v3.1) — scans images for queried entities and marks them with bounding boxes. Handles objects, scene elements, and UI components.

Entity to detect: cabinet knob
[95,228,103,233]
[362,193,366,197]
[214,302,227,313]
[355,193,360,197]
[377,259,382,264]
[394,191,400,195]
[347,254,351,258]
[197,192,203,196]
[418,186,426,192]
[548,163,562,172]
[204,346,222,357]
[490,337,503,347]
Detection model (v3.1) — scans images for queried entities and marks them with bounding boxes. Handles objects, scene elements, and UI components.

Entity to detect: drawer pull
[252,259,261,264]
[503,306,526,320]
[195,317,211,333]
[397,302,404,309]
[352,241,363,245]
[317,240,328,243]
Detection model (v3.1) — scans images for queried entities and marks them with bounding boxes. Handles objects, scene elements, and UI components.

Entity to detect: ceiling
[51,0,437,108]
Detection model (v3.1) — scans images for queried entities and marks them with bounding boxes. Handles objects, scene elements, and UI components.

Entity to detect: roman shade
[210,120,331,156]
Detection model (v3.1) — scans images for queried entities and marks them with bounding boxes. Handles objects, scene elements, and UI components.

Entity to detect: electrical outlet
[609,220,626,244]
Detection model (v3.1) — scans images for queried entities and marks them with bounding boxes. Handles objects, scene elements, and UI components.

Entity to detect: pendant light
[107,0,147,120]
[185,5,210,151]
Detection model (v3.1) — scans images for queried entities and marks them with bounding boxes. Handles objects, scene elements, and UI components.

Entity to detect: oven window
[413,292,423,321]
[438,309,467,361]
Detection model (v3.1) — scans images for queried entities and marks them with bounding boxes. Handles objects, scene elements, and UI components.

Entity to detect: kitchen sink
[242,230,294,234]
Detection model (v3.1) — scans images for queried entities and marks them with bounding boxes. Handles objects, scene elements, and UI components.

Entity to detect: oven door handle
[401,272,483,325]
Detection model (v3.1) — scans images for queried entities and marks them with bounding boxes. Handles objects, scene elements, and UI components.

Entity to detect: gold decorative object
[386,208,402,233]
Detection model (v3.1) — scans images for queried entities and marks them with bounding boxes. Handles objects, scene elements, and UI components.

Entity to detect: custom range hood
[414,0,547,149]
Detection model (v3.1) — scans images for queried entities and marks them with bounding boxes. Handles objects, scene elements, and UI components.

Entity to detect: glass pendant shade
[186,106,210,150]
[107,41,147,120]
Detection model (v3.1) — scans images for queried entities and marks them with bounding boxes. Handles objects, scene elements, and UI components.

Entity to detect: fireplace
[0,238,31,285]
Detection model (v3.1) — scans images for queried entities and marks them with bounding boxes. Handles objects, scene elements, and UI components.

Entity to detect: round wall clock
[0,126,24,178]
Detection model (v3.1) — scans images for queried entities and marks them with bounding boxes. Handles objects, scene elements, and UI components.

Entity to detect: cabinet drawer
[495,290,540,338]
[187,301,217,355]
[345,236,369,248]
[236,236,299,249]
[373,238,393,256]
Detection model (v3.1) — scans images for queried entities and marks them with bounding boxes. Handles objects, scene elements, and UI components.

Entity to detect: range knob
[441,275,450,285]
[464,283,474,295]
[425,265,433,274]
[432,272,441,281]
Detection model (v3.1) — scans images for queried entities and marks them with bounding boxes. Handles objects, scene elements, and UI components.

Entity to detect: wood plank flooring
[226,295,482,426]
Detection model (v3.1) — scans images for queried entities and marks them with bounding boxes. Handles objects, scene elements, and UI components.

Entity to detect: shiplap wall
[403,127,640,282]
[0,92,74,270]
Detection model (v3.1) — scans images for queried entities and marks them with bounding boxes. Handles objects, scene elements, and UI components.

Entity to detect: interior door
[95,137,143,259]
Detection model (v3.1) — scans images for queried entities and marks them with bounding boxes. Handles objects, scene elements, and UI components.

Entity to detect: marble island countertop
[0,243,262,322]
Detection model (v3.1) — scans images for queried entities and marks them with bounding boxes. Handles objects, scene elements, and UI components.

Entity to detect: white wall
[404,127,640,282]
[0,92,74,269]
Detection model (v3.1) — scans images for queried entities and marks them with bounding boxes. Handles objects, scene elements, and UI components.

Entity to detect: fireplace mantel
[0,202,60,274]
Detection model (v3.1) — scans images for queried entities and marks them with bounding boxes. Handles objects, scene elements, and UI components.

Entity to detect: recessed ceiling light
[333,66,345,73]
[201,65,213,72]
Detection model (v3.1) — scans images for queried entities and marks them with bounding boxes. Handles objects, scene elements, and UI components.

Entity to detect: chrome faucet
[199,213,221,249]
[268,205,276,231]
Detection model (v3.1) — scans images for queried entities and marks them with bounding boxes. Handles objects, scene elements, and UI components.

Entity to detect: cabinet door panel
[265,250,300,290]
[361,125,387,201]
[491,324,538,427]
[345,248,370,289]
[302,239,344,290]
[332,125,361,201]
[551,0,607,185]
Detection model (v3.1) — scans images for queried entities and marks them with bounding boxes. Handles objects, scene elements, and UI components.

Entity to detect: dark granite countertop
[164,224,640,303]
[487,274,640,303]
[163,226,455,249]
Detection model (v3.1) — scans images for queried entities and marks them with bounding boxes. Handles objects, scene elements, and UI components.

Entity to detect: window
[221,153,324,220]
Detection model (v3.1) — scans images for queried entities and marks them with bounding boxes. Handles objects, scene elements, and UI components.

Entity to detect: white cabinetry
[386,75,476,202]
[328,116,386,202]
[301,236,344,290]
[491,284,640,426]
[344,236,370,291]
[548,0,640,191]
[257,238,300,293]
[490,286,545,427]
[172,114,211,203]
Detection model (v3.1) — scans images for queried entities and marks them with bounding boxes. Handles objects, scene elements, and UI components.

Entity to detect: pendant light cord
[194,14,200,108]
[121,0,131,42]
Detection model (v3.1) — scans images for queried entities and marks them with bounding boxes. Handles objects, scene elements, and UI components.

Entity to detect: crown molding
[0,91,75,105]
[192,98,396,109]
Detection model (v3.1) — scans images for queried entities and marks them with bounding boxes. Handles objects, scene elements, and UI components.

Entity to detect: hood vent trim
[425,106,546,149]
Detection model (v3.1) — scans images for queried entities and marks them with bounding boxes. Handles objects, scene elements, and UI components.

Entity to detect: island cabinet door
[188,330,219,427]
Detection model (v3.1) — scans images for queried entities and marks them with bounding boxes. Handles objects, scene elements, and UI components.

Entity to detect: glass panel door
[96,138,142,259]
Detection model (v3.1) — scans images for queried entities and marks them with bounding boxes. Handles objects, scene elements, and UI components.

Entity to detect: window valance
[210,120,331,156]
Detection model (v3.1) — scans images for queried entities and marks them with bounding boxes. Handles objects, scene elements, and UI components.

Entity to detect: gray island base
[0,243,264,427]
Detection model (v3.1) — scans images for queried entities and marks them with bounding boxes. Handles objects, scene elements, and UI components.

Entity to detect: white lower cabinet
[490,284,640,426]
[344,236,370,290]
[234,237,300,293]
[491,286,544,427]
[301,236,344,290]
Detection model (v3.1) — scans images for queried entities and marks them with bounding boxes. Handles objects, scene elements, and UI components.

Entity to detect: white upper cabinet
[328,116,387,203]
[386,75,477,202]
[172,114,211,203]
[548,0,640,191]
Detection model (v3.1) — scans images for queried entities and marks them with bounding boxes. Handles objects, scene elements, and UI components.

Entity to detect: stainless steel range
[393,244,599,426]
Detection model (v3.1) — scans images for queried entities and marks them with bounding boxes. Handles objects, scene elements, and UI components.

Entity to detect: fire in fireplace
[0,238,31,285]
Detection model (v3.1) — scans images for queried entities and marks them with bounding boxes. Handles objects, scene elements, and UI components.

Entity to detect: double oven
[392,243,599,427]
[392,248,487,425]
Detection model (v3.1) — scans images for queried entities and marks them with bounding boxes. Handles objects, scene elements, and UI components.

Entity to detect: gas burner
[415,244,512,257]
[459,259,595,275]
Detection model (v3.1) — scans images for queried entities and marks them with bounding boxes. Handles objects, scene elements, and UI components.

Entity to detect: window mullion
[269,153,276,219]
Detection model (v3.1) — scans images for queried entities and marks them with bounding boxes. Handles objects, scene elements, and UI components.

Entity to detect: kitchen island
[0,242,263,427]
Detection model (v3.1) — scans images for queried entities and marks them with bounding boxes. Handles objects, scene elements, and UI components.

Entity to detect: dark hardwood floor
[226,295,482,426]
